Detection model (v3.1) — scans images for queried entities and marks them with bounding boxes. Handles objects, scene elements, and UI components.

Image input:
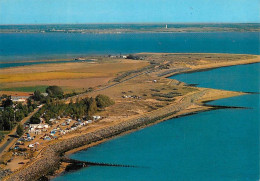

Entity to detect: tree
[2,97,13,108]
[87,98,97,116]
[33,90,44,102]
[16,124,24,137]
[46,86,64,99]
[30,112,41,124]
[28,106,34,113]
[15,110,25,122]
[126,54,140,60]
[95,94,115,108]
[30,117,41,124]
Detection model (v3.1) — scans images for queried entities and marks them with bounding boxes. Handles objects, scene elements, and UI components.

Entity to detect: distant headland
[0,23,259,34]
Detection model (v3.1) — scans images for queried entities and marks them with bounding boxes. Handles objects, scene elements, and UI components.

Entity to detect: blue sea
[0,32,259,64]
[0,32,259,180]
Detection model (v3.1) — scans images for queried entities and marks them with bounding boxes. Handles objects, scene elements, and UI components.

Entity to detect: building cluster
[122,95,142,99]
[13,115,102,151]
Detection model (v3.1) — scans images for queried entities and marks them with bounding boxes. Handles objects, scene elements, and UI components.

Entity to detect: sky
[0,0,259,24]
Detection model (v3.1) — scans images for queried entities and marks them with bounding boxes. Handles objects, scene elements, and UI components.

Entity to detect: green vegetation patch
[1,85,48,93]
[0,131,10,134]
[0,131,9,142]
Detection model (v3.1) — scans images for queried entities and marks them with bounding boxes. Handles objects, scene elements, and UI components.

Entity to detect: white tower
[165,24,168,29]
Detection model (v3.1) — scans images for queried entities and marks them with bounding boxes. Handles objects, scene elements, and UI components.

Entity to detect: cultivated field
[0,58,149,95]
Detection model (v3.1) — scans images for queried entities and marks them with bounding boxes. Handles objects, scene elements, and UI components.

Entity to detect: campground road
[0,106,42,156]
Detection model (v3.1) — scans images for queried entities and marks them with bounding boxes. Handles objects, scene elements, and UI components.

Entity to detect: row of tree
[30,94,114,124]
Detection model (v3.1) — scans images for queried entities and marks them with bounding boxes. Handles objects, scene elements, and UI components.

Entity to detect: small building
[49,118,56,122]
[93,116,101,120]
[29,124,49,134]
[41,93,48,97]
[12,96,27,103]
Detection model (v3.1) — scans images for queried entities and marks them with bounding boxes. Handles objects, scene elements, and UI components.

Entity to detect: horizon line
[0,22,259,26]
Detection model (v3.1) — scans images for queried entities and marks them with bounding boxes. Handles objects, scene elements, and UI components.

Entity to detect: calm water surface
[0,32,259,63]
[53,63,259,181]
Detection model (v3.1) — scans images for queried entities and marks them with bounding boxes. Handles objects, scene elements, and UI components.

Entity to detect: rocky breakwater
[5,90,207,181]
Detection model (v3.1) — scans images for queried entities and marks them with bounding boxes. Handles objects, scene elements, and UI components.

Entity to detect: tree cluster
[95,94,115,108]
[16,124,24,137]
[46,86,64,99]
[126,54,141,60]
[30,86,65,104]
[29,94,114,124]
[0,97,36,131]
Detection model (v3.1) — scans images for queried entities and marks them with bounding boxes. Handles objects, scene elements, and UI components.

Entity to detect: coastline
[47,55,260,179]
[2,56,260,181]
[64,90,244,157]
[3,88,243,181]
[163,56,260,78]
[51,88,245,179]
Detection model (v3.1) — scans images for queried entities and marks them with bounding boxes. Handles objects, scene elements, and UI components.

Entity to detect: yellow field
[0,72,111,83]
[0,59,149,93]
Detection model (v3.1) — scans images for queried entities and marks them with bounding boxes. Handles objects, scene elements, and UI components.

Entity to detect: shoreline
[0,30,259,34]
[1,52,258,64]
[50,56,260,178]
[4,88,242,181]
[2,56,260,181]
[51,89,245,179]
[64,91,244,157]
[163,57,260,78]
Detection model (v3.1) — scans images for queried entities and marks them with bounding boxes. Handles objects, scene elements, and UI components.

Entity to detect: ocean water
[53,63,259,181]
[0,32,259,63]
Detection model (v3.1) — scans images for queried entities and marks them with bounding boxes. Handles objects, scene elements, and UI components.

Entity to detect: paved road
[0,137,15,153]
[0,106,42,156]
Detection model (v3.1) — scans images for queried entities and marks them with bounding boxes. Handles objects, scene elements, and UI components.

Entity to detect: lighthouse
[165,24,168,29]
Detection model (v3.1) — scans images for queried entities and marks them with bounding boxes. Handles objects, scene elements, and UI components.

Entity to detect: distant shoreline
[0,30,259,34]
[0,23,259,34]
[1,52,259,69]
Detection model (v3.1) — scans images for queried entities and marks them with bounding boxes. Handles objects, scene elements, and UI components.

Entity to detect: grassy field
[0,53,258,96]
[0,86,48,93]
[0,72,109,83]
[0,59,149,94]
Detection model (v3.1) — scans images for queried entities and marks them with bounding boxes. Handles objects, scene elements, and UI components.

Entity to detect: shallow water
[53,63,259,181]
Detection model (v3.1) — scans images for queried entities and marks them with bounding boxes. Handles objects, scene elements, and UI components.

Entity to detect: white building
[93,116,101,120]
[29,124,49,134]
[12,96,28,102]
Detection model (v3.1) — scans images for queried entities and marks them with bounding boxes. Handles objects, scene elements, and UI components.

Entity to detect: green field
[0,85,48,93]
